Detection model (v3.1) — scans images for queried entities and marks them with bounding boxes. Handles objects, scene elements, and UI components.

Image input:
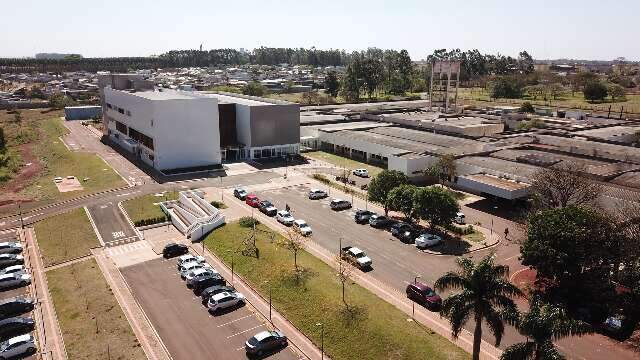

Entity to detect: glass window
[253,150,261,159]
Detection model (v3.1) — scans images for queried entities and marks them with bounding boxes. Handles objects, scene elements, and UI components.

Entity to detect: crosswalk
[105,240,149,256]
[105,235,139,247]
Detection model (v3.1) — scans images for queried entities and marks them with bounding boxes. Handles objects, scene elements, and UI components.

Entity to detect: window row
[106,103,131,116]
[128,127,154,151]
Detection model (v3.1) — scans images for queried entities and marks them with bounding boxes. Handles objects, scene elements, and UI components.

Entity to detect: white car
[293,219,312,236]
[179,261,206,279]
[53,177,63,183]
[308,189,328,200]
[0,265,25,276]
[207,291,245,313]
[0,334,36,359]
[415,233,443,249]
[276,210,295,226]
[352,168,369,177]
[454,212,466,225]
[176,254,204,270]
[185,266,216,283]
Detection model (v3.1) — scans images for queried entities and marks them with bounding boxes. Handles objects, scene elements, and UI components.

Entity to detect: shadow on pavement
[465,197,530,223]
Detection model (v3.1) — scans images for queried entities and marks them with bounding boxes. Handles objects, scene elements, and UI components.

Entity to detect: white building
[103,88,221,171]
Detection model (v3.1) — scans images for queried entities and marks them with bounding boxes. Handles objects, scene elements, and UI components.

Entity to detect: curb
[117,201,143,240]
[84,206,105,247]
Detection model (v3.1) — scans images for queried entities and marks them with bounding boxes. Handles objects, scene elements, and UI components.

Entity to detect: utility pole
[315,322,324,360]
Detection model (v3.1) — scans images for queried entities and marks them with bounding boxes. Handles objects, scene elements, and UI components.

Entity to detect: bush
[210,200,227,209]
[583,81,608,102]
[134,216,166,227]
[520,101,535,113]
[312,173,330,185]
[239,216,259,228]
[405,94,421,100]
[489,76,525,99]
[446,224,475,236]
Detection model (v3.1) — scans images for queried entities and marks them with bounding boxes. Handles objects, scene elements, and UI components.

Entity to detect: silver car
[0,243,22,255]
[0,274,30,291]
[179,261,206,279]
[0,334,36,359]
[0,266,25,277]
[185,267,217,285]
[176,254,204,270]
[207,291,245,313]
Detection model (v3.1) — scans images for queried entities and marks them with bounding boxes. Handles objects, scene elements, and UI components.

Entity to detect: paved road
[87,202,139,247]
[121,257,299,360]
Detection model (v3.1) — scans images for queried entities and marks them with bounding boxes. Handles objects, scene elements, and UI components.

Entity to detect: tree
[524,85,546,100]
[367,170,408,215]
[242,81,268,97]
[520,102,535,113]
[414,187,459,229]
[583,81,608,102]
[48,92,75,109]
[277,229,308,272]
[489,76,524,99]
[436,154,457,183]
[335,254,355,306]
[518,51,535,74]
[387,184,418,223]
[607,83,626,102]
[341,63,361,102]
[548,83,567,100]
[324,71,340,98]
[435,255,523,360]
[361,58,383,99]
[530,163,602,210]
[501,297,592,360]
[301,91,320,105]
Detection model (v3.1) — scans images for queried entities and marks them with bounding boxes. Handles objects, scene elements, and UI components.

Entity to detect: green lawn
[122,191,178,224]
[34,208,100,267]
[23,117,125,201]
[304,151,384,177]
[47,259,146,360]
[204,221,468,360]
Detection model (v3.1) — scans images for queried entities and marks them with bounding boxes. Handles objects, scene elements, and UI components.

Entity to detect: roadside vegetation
[123,191,178,225]
[34,207,100,266]
[47,259,146,360]
[204,221,469,360]
[304,151,384,177]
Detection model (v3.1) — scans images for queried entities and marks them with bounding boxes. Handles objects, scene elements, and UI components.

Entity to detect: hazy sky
[2,0,638,60]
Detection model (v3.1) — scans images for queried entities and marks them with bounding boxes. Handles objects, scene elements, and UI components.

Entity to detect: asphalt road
[86,202,139,247]
[121,257,298,360]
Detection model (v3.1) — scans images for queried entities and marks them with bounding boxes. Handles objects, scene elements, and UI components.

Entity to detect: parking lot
[121,256,300,360]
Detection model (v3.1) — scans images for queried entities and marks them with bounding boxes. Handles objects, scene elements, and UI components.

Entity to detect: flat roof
[458,156,542,179]
[460,174,530,191]
[490,149,609,168]
[202,91,293,107]
[119,89,204,101]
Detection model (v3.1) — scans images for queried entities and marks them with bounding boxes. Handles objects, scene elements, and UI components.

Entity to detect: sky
[1,0,639,61]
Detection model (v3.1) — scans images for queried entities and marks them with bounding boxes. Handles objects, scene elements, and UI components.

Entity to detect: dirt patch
[0,141,42,204]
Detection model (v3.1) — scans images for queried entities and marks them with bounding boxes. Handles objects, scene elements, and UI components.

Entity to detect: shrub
[134,216,166,227]
[519,101,535,113]
[312,173,330,185]
[239,216,259,228]
[210,200,227,209]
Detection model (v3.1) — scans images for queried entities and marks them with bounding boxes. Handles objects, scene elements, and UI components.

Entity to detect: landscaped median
[33,207,101,267]
[122,191,178,226]
[204,221,469,360]
[47,259,146,359]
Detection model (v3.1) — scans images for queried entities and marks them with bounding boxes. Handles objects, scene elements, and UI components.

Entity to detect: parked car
[390,222,413,237]
[207,291,245,313]
[258,200,278,216]
[292,220,312,236]
[0,255,23,269]
[178,262,206,279]
[53,177,63,184]
[0,243,22,255]
[0,298,34,320]
[369,215,392,228]
[192,273,225,294]
[454,212,466,225]
[245,330,288,356]
[308,189,328,200]
[245,194,260,207]
[0,274,30,291]
[162,243,188,259]
[329,199,352,211]
[354,209,375,224]
[0,266,25,277]
[0,334,36,359]
[415,233,443,249]
[0,317,34,341]
[200,285,236,305]
[276,210,295,226]
[406,282,442,310]
[176,254,205,269]
[352,168,369,178]
[186,268,218,287]
[398,230,419,244]
[234,188,248,200]
[340,246,372,270]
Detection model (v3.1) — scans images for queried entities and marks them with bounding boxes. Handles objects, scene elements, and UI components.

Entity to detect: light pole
[315,322,324,360]
[412,275,421,319]
[220,176,223,201]
[226,249,235,285]
[263,280,272,323]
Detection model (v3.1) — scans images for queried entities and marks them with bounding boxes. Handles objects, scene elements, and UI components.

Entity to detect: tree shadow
[338,303,368,326]
[278,266,318,289]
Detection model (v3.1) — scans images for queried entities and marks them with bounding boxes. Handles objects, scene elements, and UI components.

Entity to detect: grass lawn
[204,221,468,360]
[34,208,100,267]
[304,151,384,177]
[462,228,486,243]
[23,117,125,201]
[47,259,146,360]
[122,191,178,224]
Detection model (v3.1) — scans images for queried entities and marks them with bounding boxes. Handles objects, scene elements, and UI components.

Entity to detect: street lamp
[412,275,421,319]
[315,322,324,360]
[226,249,235,285]
[263,280,272,323]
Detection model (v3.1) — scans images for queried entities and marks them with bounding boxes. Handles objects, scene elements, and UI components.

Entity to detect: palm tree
[501,296,592,360]
[435,255,523,360]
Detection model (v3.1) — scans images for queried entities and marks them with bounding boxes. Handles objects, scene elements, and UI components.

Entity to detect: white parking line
[217,314,253,328]
[226,324,264,339]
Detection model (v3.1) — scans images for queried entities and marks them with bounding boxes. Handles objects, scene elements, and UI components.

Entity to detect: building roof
[458,156,542,179]
[460,174,530,191]
[202,91,293,106]
[122,89,205,101]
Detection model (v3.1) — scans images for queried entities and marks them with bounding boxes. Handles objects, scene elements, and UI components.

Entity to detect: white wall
[235,104,252,147]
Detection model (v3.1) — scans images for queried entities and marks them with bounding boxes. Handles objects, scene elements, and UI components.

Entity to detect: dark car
[201,285,236,305]
[390,222,413,237]
[245,330,288,356]
[406,282,442,310]
[0,317,34,341]
[0,243,22,255]
[397,230,419,244]
[329,199,352,211]
[0,298,34,320]
[258,201,277,216]
[0,255,23,270]
[354,210,375,224]
[368,215,392,228]
[192,273,226,295]
[162,243,188,258]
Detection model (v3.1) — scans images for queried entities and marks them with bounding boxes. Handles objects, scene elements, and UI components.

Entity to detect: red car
[245,194,260,207]
[406,281,442,310]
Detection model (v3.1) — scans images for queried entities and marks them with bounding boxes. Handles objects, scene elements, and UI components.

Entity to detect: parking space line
[217,314,254,327]
[226,324,264,339]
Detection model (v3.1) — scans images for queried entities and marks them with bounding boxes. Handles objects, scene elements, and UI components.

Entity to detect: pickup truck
[340,246,372,270]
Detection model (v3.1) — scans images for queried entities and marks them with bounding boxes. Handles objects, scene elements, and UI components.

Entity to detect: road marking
[112,231,126,239]
[226,324,264,339]
[217,314,253,327]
